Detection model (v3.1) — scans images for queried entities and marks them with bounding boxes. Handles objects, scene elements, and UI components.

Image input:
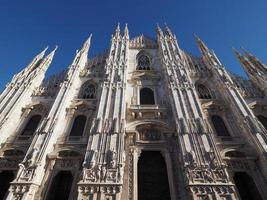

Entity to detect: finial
[38,46,49,58]
[53,45,58,51]
[240,46,254,59]
[43,46,49,52]
[193,33,201,41]
[124,23,129,38]
[81,34,92,51]
[116,23,120,33]
[156,23,163,36]
[232,47,242,58]
[164,23,173,36]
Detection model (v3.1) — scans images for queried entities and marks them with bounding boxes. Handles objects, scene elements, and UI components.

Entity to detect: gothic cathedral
[0,24,267,200]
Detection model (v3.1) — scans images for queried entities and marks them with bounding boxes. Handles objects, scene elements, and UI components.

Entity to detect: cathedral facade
[0,24,267,200]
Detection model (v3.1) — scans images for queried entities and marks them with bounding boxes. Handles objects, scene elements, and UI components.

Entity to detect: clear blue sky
[0,0,267,90]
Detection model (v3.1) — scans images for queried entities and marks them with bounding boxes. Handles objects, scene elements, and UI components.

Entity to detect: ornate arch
[79,80,97,99]
[136,50,152,70]
[126,120,174,133]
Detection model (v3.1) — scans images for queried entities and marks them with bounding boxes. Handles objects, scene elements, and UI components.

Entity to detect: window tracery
[196,84,213,99]
[137,55,151,70]
[80,81,96,99]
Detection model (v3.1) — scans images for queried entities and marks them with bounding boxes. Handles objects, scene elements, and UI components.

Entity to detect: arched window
[137,55,151,70]
[21,115,42,135]
[257,115,267,130]
[80,82,96,99]
[233,172,263,200]
[46,171,73,200]
[69,115,87,137]
[140,88,155,105]
[196,84,213,99]
[211,115,230,137]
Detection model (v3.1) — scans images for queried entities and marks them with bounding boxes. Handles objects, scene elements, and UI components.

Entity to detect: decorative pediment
[200,100,227,113]
[248,100,267,110]
[129,35,158,49]
[21,102,48,118]
[130,70,161,81]
[66,99,96,115]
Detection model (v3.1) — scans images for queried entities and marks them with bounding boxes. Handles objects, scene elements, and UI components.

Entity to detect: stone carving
[139,129,161,141]
[101,165,107,182]
[95,164,101,181]
[10,184,30,200]
[107,149,117,168]
[185,167,229,184]
[21,147,39,168]
[117,164,124,182]
[185,151,197,167]
[83,150,97,168]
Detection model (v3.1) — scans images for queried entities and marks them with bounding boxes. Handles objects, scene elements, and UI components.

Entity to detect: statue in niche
[21,147,38,168]
[107,149,117,168]
[208,150,217,167]
[186,151,197,167]
[95,164,101,181]
[203,169,214,182]
[101,165,107,182]
[118,164,124,182]
[83,150,97,168]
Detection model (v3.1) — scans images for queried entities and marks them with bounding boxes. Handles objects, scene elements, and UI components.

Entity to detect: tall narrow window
[140,88,155,105]
[137,55,151,70]
[21,115,42,135]
[211,115,230,137]
[69,115,87,137]
[196,84,213,99]
[80,81,96,99]
[257,115,267,130]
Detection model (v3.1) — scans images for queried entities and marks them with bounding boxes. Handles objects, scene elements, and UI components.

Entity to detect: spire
[114,23,120,37]
[194,34,210,55]
[234,47,267,91]
[39,46,58,72]
[241,47,267,72]
[156,23,163,37]
[164,23,173,37]
[37,46,49,60]
[71,35,92,66]
[123,23,129,39]
[233,47,257,76]
[232,47,244,61]
[26,46,49,71]
[80,34,92,54]
[241,47,254,59]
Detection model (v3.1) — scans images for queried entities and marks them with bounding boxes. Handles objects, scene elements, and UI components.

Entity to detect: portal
[138,151,171,200]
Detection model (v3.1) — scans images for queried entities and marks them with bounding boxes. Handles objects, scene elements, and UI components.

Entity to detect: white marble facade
[0,24,267,200]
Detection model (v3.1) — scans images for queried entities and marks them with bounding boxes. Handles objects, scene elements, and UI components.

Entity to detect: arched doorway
[233,172,262,200]
[138,151,171,200]
[46,171,73,200]
[0,170,14,200]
